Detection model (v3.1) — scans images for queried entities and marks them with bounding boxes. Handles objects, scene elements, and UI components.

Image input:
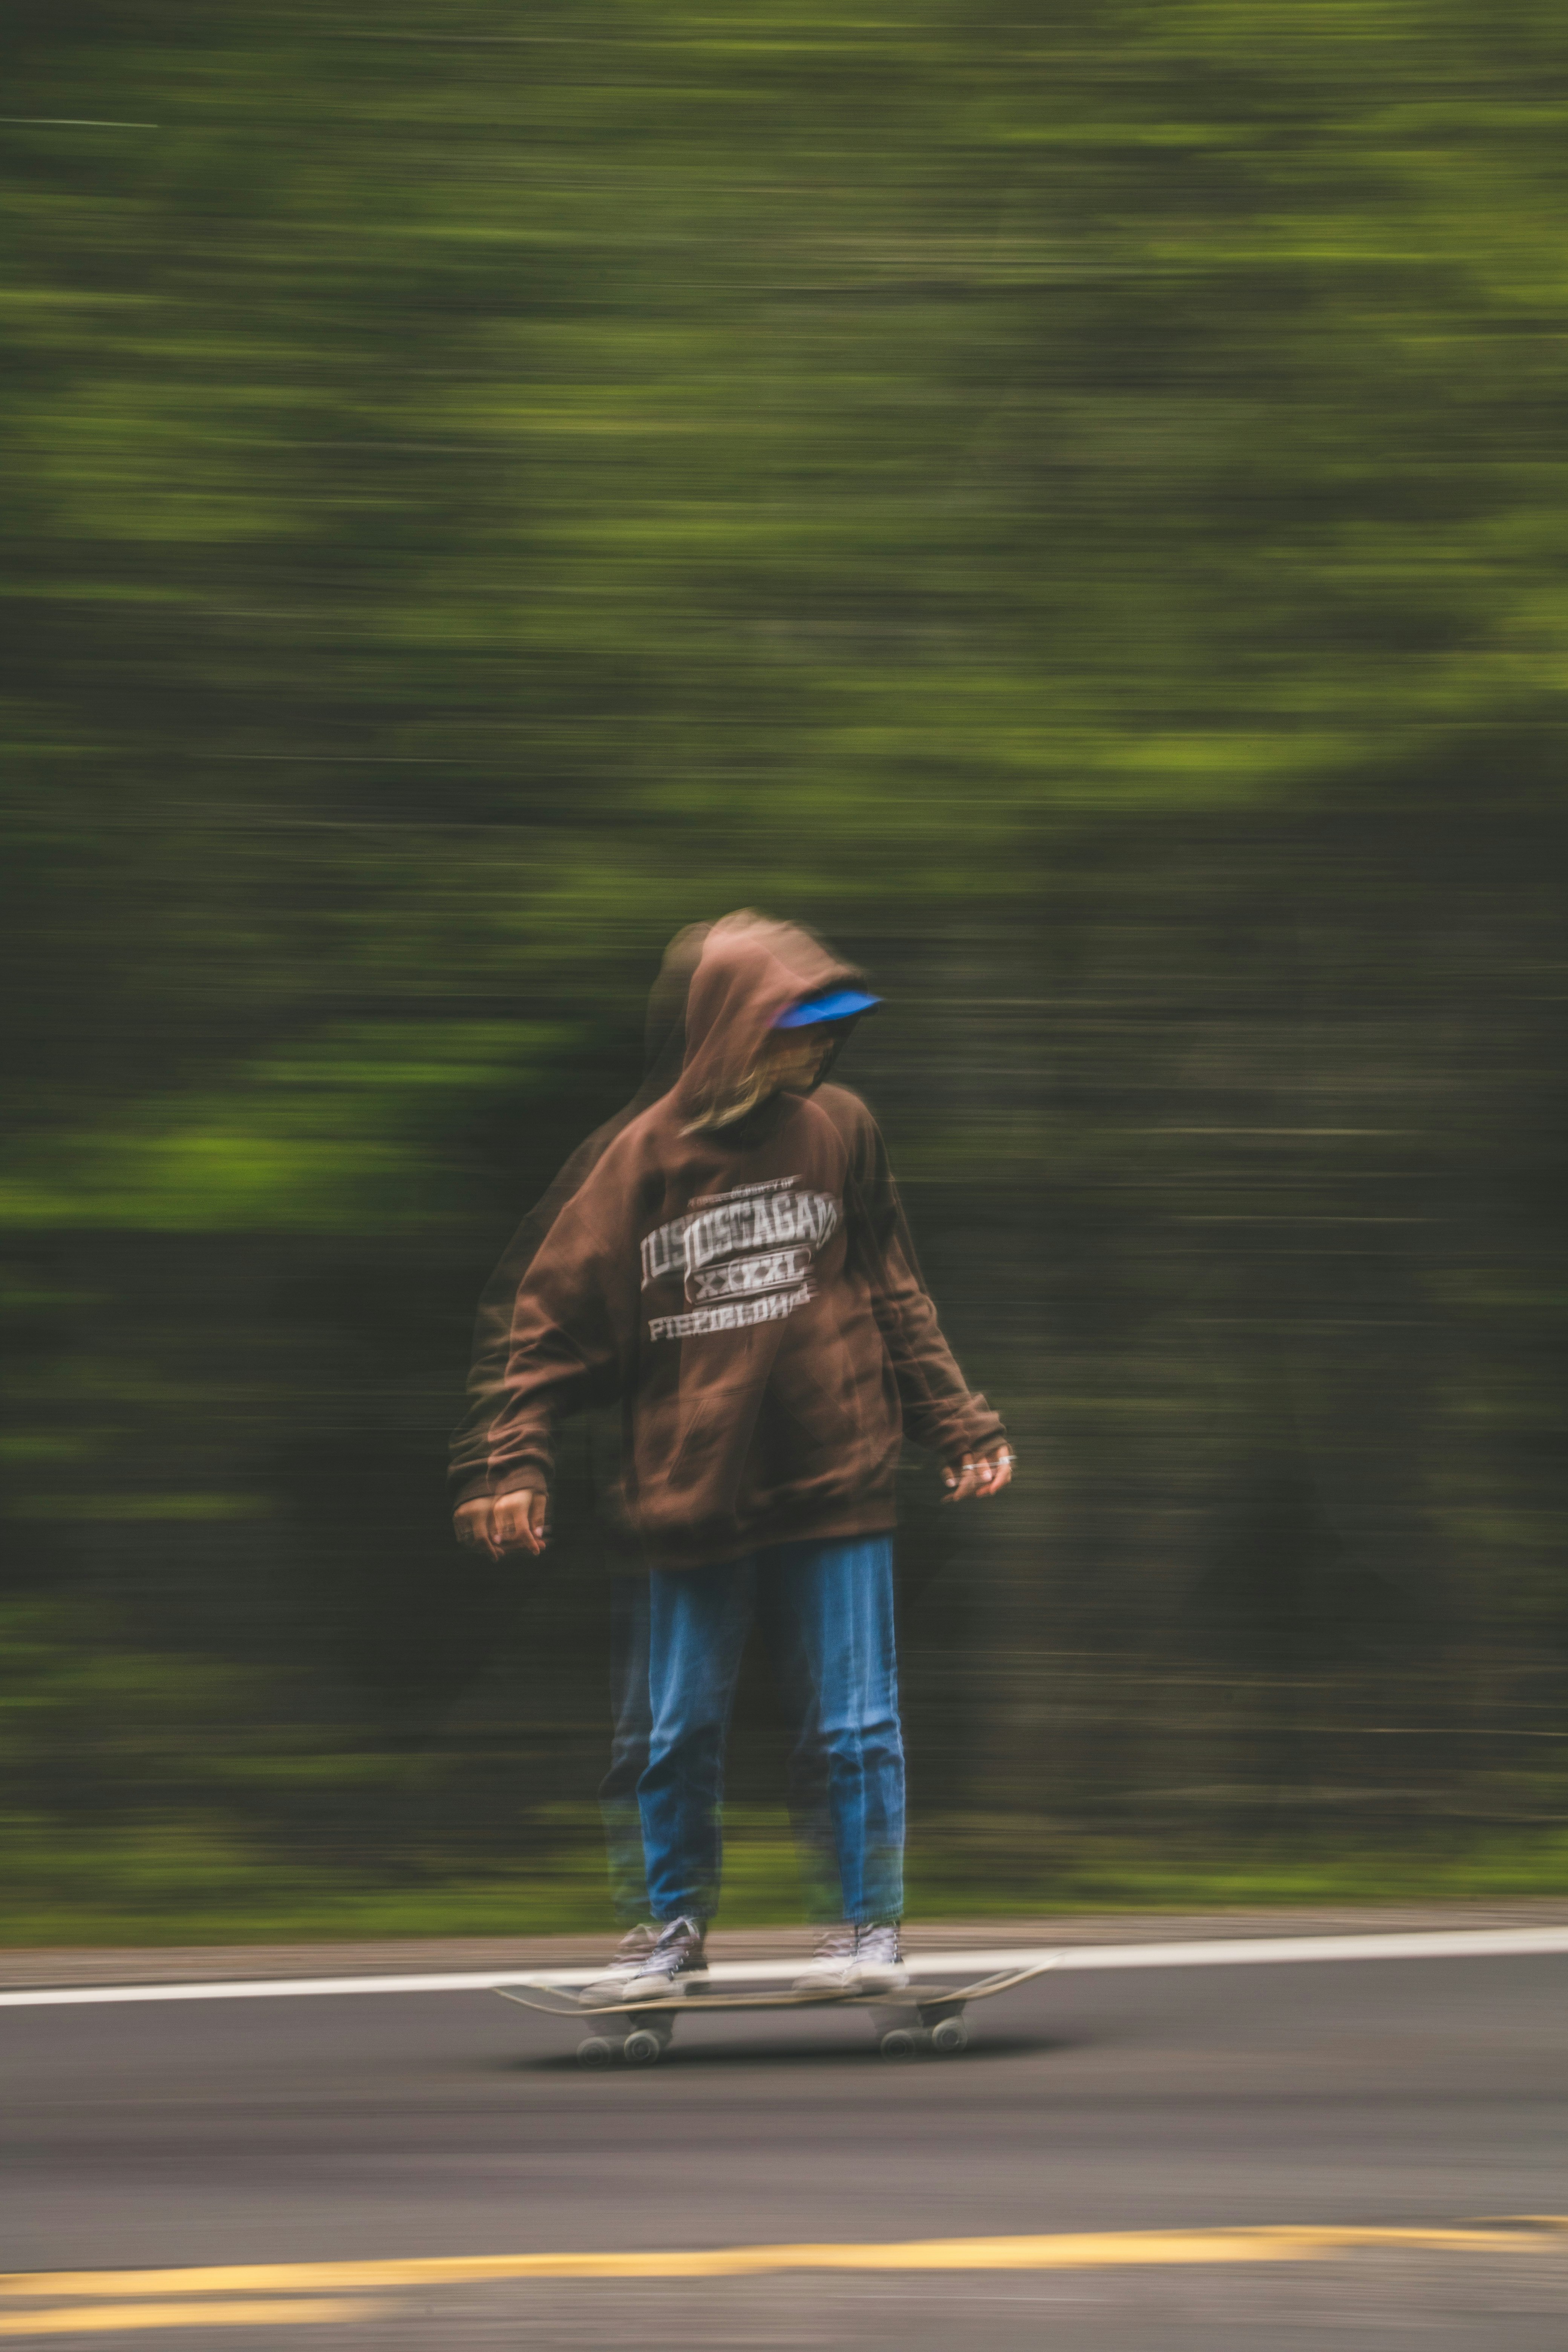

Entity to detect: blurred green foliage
[3,0,1568,1939]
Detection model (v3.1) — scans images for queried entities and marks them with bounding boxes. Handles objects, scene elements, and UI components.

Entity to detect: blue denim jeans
[639,1533,904,1926]
[597,1574,654,1925]
[600,1572,837,1924]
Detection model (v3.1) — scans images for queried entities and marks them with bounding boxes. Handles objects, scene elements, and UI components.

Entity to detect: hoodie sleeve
[447,1099,661,1507]
[842,1103,1007,1464]
[447,1133,609,1506]
[485,1154,639,1498]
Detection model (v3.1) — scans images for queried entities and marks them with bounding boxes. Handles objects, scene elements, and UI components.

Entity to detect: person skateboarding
[452,921,832,1996]
[487,911,1012,2002]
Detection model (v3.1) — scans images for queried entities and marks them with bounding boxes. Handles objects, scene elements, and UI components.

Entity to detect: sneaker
[577,1922,659,2009]
[792,1925,859,1994]
[619,1914,709,2001]
[850,1921,908,1992]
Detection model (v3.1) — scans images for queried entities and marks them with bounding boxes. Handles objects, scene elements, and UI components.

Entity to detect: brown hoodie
[487,914,1005,1570]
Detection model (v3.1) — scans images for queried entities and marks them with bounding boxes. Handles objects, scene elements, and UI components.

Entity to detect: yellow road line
[3,2221,1565,2301]
[0,2305,381,2338]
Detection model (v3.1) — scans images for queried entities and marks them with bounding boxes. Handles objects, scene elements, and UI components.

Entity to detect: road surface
[3,1943,1565,2346]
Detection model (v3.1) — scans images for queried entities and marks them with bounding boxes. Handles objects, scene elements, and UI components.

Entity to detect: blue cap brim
[772,988,881,1029]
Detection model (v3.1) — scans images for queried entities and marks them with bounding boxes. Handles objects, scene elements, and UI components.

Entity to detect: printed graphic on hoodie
[642,1176,840,1341]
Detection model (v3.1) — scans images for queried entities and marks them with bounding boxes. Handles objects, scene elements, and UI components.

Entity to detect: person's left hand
[942,1441,1014,1503]
[491,1481,550,1556]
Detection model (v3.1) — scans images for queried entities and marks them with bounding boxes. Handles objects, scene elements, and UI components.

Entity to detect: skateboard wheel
[576,2036,615,2070]
[930,2017,969,2056]
[623,2029,664,2067]
[879,2027,918,2061]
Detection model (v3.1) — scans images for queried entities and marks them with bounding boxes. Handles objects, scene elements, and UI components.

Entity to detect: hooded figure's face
[690,1021,840,1133]
[674,914,872,1135]
[759,1020,841,1099]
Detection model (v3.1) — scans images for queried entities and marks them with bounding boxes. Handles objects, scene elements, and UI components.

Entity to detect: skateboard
[494,1957,1057,2067]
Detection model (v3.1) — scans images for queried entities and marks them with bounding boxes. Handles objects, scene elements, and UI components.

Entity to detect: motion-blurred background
[5,1,1566,1944]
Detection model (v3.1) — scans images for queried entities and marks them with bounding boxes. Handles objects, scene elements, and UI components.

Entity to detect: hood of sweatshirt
[673,912,868,1133]
[633,918,712,1101]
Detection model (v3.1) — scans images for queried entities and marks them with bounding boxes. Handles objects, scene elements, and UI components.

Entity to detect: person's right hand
[491,1483,550,1556]
[941,1441,1014,1504]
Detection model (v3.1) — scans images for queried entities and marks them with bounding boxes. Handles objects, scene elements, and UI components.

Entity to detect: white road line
[1,1926,1565,2007]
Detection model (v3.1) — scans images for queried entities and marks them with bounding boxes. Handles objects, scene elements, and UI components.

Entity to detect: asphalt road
[3,1951,1566,2348]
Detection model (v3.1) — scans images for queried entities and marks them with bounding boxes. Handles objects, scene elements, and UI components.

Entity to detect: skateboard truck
[873,1998,969,2060]
[574,2014,676,2070]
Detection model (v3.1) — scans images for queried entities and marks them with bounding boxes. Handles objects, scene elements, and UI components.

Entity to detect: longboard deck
[493,1957,1057,2020]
